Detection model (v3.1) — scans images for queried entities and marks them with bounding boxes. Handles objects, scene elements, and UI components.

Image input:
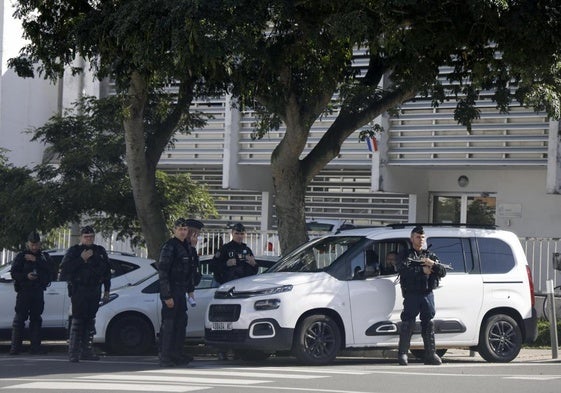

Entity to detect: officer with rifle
[396,226,447,366]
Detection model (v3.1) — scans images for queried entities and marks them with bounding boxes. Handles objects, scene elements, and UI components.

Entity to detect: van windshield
[268,236,363,273]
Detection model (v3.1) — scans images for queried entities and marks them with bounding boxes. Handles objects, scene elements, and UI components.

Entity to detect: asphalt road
[1,344,560,393]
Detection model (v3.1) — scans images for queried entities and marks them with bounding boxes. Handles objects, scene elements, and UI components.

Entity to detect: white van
[205,225,537,364]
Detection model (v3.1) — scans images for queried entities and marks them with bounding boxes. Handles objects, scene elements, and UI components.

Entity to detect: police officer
[211,223,258,285]
[59,226,111,362]
[9,231,53,355]
[397,226,447,366]
[158,218,203,367]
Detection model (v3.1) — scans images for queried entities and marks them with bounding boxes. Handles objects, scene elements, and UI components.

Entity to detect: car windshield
[268,236,363,273]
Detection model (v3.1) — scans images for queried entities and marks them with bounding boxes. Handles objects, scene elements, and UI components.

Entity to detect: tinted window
[109,259,139,278]
[49,254,140,281]
[477,238,515,274]
[427,237,474,273]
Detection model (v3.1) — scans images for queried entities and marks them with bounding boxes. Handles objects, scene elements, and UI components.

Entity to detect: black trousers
[160,288,188,361]
[13,288,45,326]
[400,291,436,328]
[71,286,101,320]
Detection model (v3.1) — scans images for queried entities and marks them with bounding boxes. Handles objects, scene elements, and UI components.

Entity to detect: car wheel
[106,314,155,355]
[410,348,447,360]
[235,349,271,361]
[478,314,522,362]
[293,314,341,365]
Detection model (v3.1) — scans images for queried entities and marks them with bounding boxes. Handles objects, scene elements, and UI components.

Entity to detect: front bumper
[205,318,294,352]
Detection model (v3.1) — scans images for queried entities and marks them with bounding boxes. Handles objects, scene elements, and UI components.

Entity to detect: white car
[205,225,538,364]
[0,250,157,342]
[93,255,278,355]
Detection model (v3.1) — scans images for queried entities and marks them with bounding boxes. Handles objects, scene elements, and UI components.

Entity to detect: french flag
[366,136,378,152]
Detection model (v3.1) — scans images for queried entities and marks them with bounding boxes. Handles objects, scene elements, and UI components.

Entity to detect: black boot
[159,319,175,367]
[29,318,46,354]
[68,318,83,362]
[9,316,24,355]
[170,313,191,365]
[422,321,442,365]
[80,319,100,361]
[398,320,413,366]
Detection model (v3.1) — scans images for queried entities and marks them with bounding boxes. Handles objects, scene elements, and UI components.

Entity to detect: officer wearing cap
[59,225,111,362]
[9,231,53,355]
[210,222,258,285]
[396,226,447,366]
[158,218,204,367]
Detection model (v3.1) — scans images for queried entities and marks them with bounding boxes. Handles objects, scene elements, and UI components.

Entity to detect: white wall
[384,166,561,238]
[0,1,58,168]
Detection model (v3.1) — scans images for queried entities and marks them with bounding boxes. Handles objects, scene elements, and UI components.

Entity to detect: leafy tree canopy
[31,96,218,247]
[8,0,261,257]
[227,0,561,252]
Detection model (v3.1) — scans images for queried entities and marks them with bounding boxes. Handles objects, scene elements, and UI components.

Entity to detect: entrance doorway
[431,194,496,225]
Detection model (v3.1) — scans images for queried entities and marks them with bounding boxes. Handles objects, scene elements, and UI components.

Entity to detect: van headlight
[99,293,118,306]
[260,284,293,295]
[254,298,281,310]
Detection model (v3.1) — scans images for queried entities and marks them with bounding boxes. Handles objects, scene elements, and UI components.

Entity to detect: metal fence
[522,238,561,295]
[2,232,559,296]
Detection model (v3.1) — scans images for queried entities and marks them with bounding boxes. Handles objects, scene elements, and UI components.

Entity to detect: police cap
[80,225,95,234]
[184,219,204,229]
[27,231,41,243]
[174,218,187,227]
[231,223,246,232]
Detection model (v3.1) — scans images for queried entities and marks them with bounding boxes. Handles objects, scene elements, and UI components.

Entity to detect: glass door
[431,194,496,225]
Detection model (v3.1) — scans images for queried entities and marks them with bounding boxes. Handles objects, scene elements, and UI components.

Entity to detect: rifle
[406,257,454,270]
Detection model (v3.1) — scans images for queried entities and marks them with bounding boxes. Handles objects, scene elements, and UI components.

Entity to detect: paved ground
[2,341,560,363]
[444,347,561,362]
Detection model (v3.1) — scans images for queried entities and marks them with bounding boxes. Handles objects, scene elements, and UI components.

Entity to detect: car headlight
[254,298,281,310]
[260,284,293,295]
[99,293,118,306]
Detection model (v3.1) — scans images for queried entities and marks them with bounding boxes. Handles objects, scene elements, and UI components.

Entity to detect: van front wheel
[478,314,522,362]
[293,314,341,365]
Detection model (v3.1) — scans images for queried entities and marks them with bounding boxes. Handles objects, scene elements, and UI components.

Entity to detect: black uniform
[59,243,111,361]
[397,248,446,365]
[211,240,258,284]
[9,249,52,354]
[158,237,200,366]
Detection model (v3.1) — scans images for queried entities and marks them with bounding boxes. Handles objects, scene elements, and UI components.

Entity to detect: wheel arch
[105,311,157,347]
[480,307,525,342]
[293,308,346,350]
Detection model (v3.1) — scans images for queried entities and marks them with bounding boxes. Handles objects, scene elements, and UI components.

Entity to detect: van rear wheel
[293,314,341,365]
[478,314,522,362]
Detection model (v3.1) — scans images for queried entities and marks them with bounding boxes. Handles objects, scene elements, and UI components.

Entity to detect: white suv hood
[217,272,327,292]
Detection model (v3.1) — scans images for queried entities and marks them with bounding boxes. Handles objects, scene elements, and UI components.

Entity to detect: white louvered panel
[389,99,549,165]
[159,98,227,166]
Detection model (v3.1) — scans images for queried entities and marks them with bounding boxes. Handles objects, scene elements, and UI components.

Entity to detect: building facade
[1,1,560,241]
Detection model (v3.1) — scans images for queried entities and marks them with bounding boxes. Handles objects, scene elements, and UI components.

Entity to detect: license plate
[211,322,233,331]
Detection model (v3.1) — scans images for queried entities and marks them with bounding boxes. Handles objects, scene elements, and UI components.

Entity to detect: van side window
[477,238,515,274]
[427,237,474,273]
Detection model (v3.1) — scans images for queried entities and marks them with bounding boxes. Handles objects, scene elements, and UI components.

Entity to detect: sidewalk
[341,347,561,363]
[445,347,560,362]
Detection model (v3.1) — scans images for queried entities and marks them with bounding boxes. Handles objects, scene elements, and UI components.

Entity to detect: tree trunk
[271,155,309,254]
[123,72,168,260]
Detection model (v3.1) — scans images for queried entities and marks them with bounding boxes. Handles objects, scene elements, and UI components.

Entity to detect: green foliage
[26,96,216,248]
[0,154,66,250]
[528,319,561,347]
